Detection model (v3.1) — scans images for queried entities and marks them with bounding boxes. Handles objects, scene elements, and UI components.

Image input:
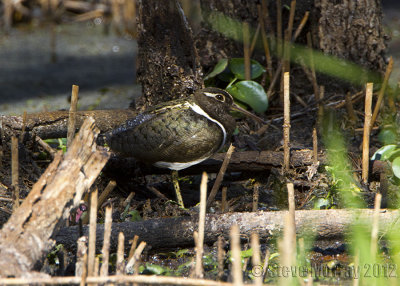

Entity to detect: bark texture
[0,118,109,277]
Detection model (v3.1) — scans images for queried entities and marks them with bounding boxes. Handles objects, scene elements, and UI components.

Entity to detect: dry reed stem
[362,83,373,184]
[94,257,100,278]
[67,85,80,147]
[98,180,117,208]
[251,233,262,286]
[123,192,135,208]
[249,23,260,56]
[230,224,243,286]
[128,235,139,262]
[207,144,235,207]
[279,214,295,285]
[252,183,259,212]
[221,186,228,213]
[11,136,19,210]
[116,232,125,275]
[276,0,282,58]
[317,86,325,125]
[20,111,27,143]
[35,135,56,158]
[283,72,291,171]
[196,172,208,278]
[292,11,309,41]
[0,275,234,285]
[217,236,225,281]
[287,183,296,253]
[287,0,296,38]
[147,185,169,201]
[76,236,88,277]
[88,188,98,276]
[312,128,318,165]
[345,92,357,123]
[126,241,146,273]
[172,170,185,208]
[243,22,251,80]
[371,193,382,260]
[257,4,273,79]
[371,56,393,131]
[306,33,319,100]
[80,253,88,286]
[100,206,112,277]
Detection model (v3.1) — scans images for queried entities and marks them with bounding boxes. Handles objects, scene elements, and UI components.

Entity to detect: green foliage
[205,58,268,114]
[44,138,67,153]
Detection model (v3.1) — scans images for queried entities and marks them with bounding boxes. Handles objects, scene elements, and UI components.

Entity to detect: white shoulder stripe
[186,102,227,151]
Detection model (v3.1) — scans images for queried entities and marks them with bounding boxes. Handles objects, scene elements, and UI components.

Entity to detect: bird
[106,87,264,206]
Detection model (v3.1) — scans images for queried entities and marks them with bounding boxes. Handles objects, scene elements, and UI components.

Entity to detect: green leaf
[392,157,400,178]
[205,58,228,80]
[228,58,265,80]
[227,80,268,113]
[144,263,169,275]
[378,128,398,145]
[371,145,398,161]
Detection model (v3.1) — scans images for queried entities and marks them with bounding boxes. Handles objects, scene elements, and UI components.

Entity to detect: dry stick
[287,183,296,254]
[217,236,225,281]
[76,237,88,277]
[279,214,295,285]
[257,4,273,79]
[20,111,27,143]
[98,180,117,209]
[116,232,125,275]
[191,231,199,277]
[35,135,56,158]
[283,0,296,73]
[312,128,318,165]
[371,56,394,131]
[230,225,243,286]
[94,257,100,278]
[126,241,147,273]
[252,183,259,212]
[207,144,235,207]
[243,22,251,80]
[128,235,140,262]
[292,11,309,41]
[262,249,270,280]
[251,233,262,286]
[362,83,373,184]
[283,72,291,172]
[249,23,260,56]
[287,0,296,37]
[147,186,169,201]
[221,186,228,213]
[370,193,382,260]
[317,86,325,125]
[67,85,80,148]
[100,206,112,277]
[345,92,357,124]
[306,32,319,101]
[11,136,19,211]
[80,253,88,286]
[195,172,208,278]
[87,188,98,277]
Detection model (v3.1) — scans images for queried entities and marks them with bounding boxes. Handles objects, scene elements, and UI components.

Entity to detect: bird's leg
[171,170,184,208]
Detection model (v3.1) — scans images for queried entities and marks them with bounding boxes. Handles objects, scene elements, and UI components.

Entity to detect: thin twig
[276,0,282,58]
[20,111,27,143]
[217,236,225,281]
[11,136,19,210]
[67,84,79,148]
[100,205,112,277]
[371,193,382,260]
[87,187,98,277]
[317,86,325,125]
[147,185,169,201]
[128,235,139,262]
[196,172,208,278]
[371,56,393,131]
[283,72,291,172]
[207,144,235,207]
[362,83,373,184]
[257,4,273,79]
[80,253,88,286]
[126,241,146,273]
[221,186,228,213]
[98,180,117,209]
[345,92,357,124]
[292,11,309,41]
[35,135,56,158]
[230,225,243,286]
[251,233,262,286]
[249,23,260,57]
[312,128,318,165]
[287,183,296,253]
[116,232,125,275]
[307,32,319,100]
[252,183,259,212]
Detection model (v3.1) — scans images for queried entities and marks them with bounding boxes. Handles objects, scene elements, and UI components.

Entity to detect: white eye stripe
[204,92,219,98]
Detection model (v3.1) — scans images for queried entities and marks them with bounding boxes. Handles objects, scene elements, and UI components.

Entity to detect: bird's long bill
[231,103,266,124]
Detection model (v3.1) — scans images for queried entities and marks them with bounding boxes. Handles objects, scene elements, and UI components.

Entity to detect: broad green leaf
[378,128,398,145]
[392,157,400,178]
[144,263,169,275]
[227,80,268,113]
[229,58,265,80]
[205,58,228,80]
[371,145,398,161]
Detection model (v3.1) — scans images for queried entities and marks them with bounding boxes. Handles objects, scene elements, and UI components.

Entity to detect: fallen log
[54,209,400,251]
[0,118,109,277]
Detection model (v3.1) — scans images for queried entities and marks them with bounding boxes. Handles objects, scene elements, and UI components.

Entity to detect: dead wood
[0,118,109,277]
[0,109,136,142]
[54,209,400,251]
[135,0,204,110]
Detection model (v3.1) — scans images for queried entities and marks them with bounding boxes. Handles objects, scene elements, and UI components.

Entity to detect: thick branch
[54,209,400,251]
[0,118,109,277]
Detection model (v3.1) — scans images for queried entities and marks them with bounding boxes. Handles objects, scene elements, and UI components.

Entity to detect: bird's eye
[215,94,225,101]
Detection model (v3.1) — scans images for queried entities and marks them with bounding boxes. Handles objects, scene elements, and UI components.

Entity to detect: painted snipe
[106,87,264,206]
